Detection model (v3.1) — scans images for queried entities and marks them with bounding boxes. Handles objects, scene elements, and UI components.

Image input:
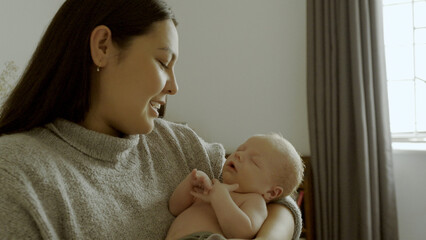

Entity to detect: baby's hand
[190,169,213,194]
[190,179,239,203]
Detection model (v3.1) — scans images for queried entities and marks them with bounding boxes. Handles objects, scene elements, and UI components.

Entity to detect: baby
[166,133,305,240]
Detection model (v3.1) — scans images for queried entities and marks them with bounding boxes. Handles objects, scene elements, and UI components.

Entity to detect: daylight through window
[383,0,426,141]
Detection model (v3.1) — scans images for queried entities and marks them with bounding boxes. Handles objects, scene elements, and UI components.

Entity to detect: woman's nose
[165,72,178,95]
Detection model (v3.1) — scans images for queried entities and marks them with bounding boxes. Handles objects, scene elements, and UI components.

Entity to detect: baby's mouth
[227,161,237,172]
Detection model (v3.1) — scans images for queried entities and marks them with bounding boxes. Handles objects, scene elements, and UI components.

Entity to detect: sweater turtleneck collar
[45,119,140,163]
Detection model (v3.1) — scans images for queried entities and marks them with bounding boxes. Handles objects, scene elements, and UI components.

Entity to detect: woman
[0,0,301,239]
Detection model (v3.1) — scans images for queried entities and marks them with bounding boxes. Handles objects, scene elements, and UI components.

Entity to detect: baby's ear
[264,186,284,202]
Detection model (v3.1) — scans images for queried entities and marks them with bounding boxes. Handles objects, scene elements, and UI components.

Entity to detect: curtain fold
[307,0,399,239]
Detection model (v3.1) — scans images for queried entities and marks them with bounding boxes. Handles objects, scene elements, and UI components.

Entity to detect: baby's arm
[191,179,268,239]
[212,188,267,238]
[168,169,212,216]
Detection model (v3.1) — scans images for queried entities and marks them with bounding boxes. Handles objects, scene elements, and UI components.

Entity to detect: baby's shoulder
[231,192,266,205]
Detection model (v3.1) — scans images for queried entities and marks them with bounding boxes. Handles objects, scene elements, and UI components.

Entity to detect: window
[383,0,426,141]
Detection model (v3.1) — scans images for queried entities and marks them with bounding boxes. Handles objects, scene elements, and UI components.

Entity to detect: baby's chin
[221,178,233,185]
[221,177,240,187]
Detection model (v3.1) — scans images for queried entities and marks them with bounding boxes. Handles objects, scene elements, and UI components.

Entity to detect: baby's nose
[235,152,243,162]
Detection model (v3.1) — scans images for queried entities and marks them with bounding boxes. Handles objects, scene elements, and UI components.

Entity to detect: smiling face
[222,135,286,201]
[84,19,179,137]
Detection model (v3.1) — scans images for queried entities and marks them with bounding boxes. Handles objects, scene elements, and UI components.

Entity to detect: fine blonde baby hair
[258,132,305,200]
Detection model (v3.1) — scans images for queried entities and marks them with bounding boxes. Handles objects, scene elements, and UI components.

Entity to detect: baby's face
[222,136,283,198]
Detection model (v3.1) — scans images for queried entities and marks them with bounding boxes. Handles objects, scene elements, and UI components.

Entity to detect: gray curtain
[306,0,399,239]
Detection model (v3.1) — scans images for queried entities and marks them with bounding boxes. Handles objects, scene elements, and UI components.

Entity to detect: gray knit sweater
[0,118,301,240]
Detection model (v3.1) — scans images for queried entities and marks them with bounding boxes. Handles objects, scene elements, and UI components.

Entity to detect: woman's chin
[137,124,154,135]
[133,115,155,134]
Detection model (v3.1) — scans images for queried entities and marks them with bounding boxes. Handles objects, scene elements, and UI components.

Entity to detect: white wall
[392,146,426,240]
[0,0,64,79]
[166,0,310,154]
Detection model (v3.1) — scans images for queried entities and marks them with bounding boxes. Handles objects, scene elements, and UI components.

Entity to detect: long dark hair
[0,0,176,135]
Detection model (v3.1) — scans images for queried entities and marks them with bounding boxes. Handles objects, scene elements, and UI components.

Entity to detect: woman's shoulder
[0,128,53,165]
[150,118,198,142]
[153,118,193,133]
[151,118,223,151]
[152,118,225,178]
[0,131,41,154]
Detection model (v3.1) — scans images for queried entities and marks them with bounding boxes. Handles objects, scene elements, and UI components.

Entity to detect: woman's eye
[158,60,169,70]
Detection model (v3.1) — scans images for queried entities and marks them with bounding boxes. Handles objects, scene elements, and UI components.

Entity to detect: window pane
[415,28,426,44]
[415,44,426,80]
[414,2,426,28]
[383,4,413,45]
[388,81,415,133]
[416,79,426,132]
[383,0,412,5]
[383,0,426,136]
[385,45,414,80]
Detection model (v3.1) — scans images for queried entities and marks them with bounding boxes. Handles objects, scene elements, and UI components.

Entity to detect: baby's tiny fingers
[227,183,239,192]
[202,179,212,189]
[190,191,202,198]
[190,191,209,203]
[212,179,220,184]
[192,186,204,193]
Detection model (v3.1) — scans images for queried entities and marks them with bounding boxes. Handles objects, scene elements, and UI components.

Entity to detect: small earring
[97,60,102,72]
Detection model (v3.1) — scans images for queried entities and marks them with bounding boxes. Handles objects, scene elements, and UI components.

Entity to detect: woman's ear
[90,25,114,69]
[264,186,284,202]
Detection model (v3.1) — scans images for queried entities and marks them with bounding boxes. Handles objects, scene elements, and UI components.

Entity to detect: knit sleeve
[197,136,226,180]
[0,169,44,239]
[273,196,303,240]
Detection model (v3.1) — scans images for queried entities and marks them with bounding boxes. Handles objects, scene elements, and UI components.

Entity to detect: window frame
[383,0,426,143]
